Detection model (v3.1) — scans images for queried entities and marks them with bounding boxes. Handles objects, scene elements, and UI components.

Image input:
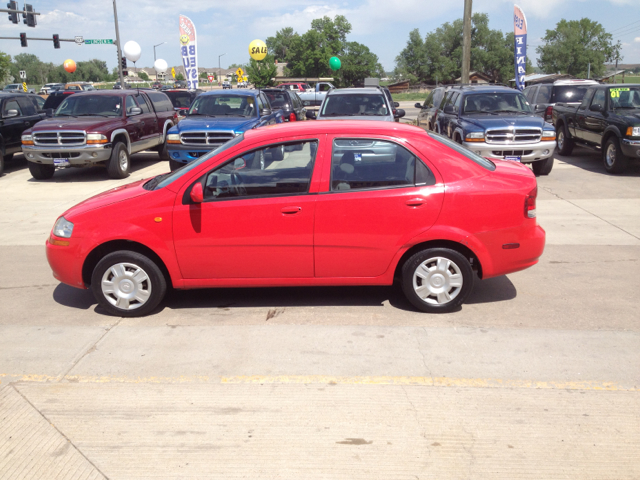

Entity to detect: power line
[609,19,640,35]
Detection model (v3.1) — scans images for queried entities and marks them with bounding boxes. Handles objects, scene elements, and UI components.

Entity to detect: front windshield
[462,93,532,114]
[609,87,640,110]
[150,133,245,190]
[188,95,256,117]
[56,95,122,117]
[321,94,389,117]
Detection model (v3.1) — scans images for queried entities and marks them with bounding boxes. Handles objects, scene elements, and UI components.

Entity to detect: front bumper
[463,140,556,162]
[22,144,113,165]
[621,138,640,158]
[46,236,87,290]
[167,143,214,165]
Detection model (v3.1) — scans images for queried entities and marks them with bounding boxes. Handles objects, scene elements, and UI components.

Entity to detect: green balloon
[329,56,341,70]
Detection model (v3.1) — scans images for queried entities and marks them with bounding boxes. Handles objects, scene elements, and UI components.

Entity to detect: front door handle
[281,206,301,214]
[406,198,426,207]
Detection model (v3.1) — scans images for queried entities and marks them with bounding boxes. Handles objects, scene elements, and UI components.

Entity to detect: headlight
[22,134,34,145]
[167,133,181,144]
[465,132,485,142]
[86,133,108,144]
[53,217,74,238]
[541,130,556,141]
[626,127,640,137]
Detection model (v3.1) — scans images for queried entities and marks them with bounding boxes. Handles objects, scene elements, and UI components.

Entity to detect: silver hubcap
[119,149,128,171]
[101,262,151,311]
[558,131,564,149]
[605,144,616,167]
[413,257,463,305]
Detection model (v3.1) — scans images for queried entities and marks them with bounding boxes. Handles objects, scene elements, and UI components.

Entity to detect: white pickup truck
[297,82,335,109]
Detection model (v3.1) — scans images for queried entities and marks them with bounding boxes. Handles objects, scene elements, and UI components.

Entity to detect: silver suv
[524,79,599,122]
[309,87,404,121]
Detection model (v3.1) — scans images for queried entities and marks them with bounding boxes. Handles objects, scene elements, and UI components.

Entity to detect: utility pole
[218,53,226,82]
[461,0,472,84]
[112,0,125,87]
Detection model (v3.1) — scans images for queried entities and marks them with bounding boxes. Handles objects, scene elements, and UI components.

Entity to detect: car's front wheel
[532,157,554,176]
[401,248,474,313]
[603,136,629,174]
[556,124,574,156]
[158,137,171,160]
[28,162,55,180]
[107,142,130,179]
[91,251,167,317]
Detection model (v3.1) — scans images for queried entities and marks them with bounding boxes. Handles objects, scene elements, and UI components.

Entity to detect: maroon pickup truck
[21,90,177,179]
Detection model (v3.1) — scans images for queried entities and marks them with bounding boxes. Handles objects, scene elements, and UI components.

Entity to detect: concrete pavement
[0,148,639,479]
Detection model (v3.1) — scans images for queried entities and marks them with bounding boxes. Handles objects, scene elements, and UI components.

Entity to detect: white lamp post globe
[123,41,142,62]
[153,59,168,73]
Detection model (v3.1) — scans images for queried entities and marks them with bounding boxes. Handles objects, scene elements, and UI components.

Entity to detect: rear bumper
[23,144,112,165]
[621,138,640,158]
[463,140,556,162]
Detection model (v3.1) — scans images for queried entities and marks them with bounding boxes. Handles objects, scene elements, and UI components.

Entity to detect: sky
[2,0,640,73]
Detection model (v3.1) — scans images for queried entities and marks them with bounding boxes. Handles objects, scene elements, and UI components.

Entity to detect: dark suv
[524,79,598,122]
[0,92,46,175]
[262,88,306,122]
[415,86,450,132]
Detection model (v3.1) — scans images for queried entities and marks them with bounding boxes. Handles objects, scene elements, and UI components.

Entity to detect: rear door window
[147,92,173,112]
[536,85,552,103]
[134,94,151,113]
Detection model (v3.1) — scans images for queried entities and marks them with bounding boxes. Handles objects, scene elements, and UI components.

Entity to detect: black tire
[91,250,167,317]
[4,153,13,162]
[603,136,629,174]
[556,124,574,156]
[401,248,474,313]
[28,162,55,180]
[159,135,171,160]
[169,159,183,171]
[0,156,3,176]
[107,142,130,179]
[532,157,554,176]
[270,145,285,161]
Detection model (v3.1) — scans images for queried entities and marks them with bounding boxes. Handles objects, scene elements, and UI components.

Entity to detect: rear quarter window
[430,133,496,171]
[147,92,174,112]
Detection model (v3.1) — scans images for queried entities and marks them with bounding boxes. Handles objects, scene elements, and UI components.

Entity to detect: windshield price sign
[85,39,113,45]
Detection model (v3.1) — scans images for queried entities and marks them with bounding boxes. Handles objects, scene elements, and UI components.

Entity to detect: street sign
[19,70,26,79]
[74,36,84,45]
[207,75,215,83]
[84,39,113,45]
[171,67,176,79]
[236,67,244,79]
[22,82,27,92]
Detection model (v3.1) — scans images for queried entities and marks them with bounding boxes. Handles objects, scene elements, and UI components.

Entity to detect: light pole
[112,0,125,88]
[218,53,226,84]
[153,42,165,82]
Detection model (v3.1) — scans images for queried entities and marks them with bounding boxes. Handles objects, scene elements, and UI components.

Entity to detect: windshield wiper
[491,110,530,115]
[224,113,248,117]
[323,113,359,116]
[145,172,171,190]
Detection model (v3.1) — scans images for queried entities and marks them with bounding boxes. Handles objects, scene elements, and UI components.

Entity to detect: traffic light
[53,34,60,49]
[23,4,36,27]
[6,1,18,23]
[121,56,127,70]
[20,32,27,47]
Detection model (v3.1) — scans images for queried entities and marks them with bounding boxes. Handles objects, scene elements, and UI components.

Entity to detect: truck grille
[492,150,533,157]
[33,131,86,146]
[485,128,541,144]
[180,131,235,148]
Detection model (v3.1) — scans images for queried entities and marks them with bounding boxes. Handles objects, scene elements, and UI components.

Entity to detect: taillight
[289,112,296,122]
[545,106,553,121]
[525,186,537,218]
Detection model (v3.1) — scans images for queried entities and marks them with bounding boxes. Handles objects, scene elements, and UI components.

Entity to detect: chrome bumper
[22,144,113,165]
[462,140,556,162]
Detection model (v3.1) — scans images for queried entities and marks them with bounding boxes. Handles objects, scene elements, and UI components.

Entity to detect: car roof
[328,87,384,95]
[62,90,127,96]
[199,89,260,97]
[0,91,33,97]
[451,85,521,94]
[552,79,599,86]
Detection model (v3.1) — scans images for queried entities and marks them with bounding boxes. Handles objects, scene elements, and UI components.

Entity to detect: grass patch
[392,92,429,102]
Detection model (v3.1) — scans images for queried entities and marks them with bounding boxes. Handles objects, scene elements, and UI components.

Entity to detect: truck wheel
[603,137,629,174]
[158,138,170,160]
[556,124,574,155]
[0,156,3,176]
[270,145,285,161]
[169,159,182,171]
[91,250,167,317]
[107,142,130,179]
[401,248,474,313]
[28,162,55,180]
[532,157,554,176]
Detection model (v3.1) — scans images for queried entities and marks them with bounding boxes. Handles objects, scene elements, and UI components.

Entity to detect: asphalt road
[0,147,639,479]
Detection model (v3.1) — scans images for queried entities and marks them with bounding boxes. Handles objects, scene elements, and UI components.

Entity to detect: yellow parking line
[0,373,636,391]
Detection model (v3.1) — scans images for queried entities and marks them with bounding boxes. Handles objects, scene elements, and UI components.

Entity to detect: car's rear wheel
[556,124,574,155]
[169,159,183,171]
[401,248,474,313]
[107,142,130,179]
[91,251,167,317]
[532,157,554,176]
[28,162,55,180]
[603,136,629,174]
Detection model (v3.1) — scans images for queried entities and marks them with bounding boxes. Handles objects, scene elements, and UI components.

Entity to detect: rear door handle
[281,206,301,214]
[406,198,426,207]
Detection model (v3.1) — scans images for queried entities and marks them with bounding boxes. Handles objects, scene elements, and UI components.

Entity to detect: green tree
[0,51,11,85]
[175,72,185,81]
[266,27,298,63]
[199,71,209,79]
[339,42,384,86]
[138,71,149,81]
[394,29,429,83]
[246,55,277,87]
[537,19,617,78]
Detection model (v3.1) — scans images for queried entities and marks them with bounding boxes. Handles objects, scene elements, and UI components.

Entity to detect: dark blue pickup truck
[166,90,284,170]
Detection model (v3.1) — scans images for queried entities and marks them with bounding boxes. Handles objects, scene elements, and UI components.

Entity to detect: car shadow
[1,153,28,176]
[52,275,517,316]
[26,153,166,183]
[556,148,640,176]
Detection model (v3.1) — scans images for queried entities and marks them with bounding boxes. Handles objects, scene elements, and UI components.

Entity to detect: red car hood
[62,179,150,219]
[31,117,123,132]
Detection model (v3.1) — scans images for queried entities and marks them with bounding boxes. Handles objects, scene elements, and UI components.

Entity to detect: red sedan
[46,121,545,317]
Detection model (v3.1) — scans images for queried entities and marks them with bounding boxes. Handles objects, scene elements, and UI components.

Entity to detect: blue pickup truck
[430,85,557,175]
[166,89,284,170]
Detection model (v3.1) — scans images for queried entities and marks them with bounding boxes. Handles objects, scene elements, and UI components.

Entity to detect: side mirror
[443,104,456,114]
[589,104,603,112]
[190,182,204,203]
[4,109,19,118]
[129,107,142,116]
[414,103,422,109]
[394,102,400,108]
[305,110,317,120]
[394,109,406,119]
[260,108,271,116]
[45,108,54,118]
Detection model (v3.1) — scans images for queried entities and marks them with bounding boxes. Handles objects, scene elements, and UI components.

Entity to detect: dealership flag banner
[514,4,527,91]
[179,15,198,90]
